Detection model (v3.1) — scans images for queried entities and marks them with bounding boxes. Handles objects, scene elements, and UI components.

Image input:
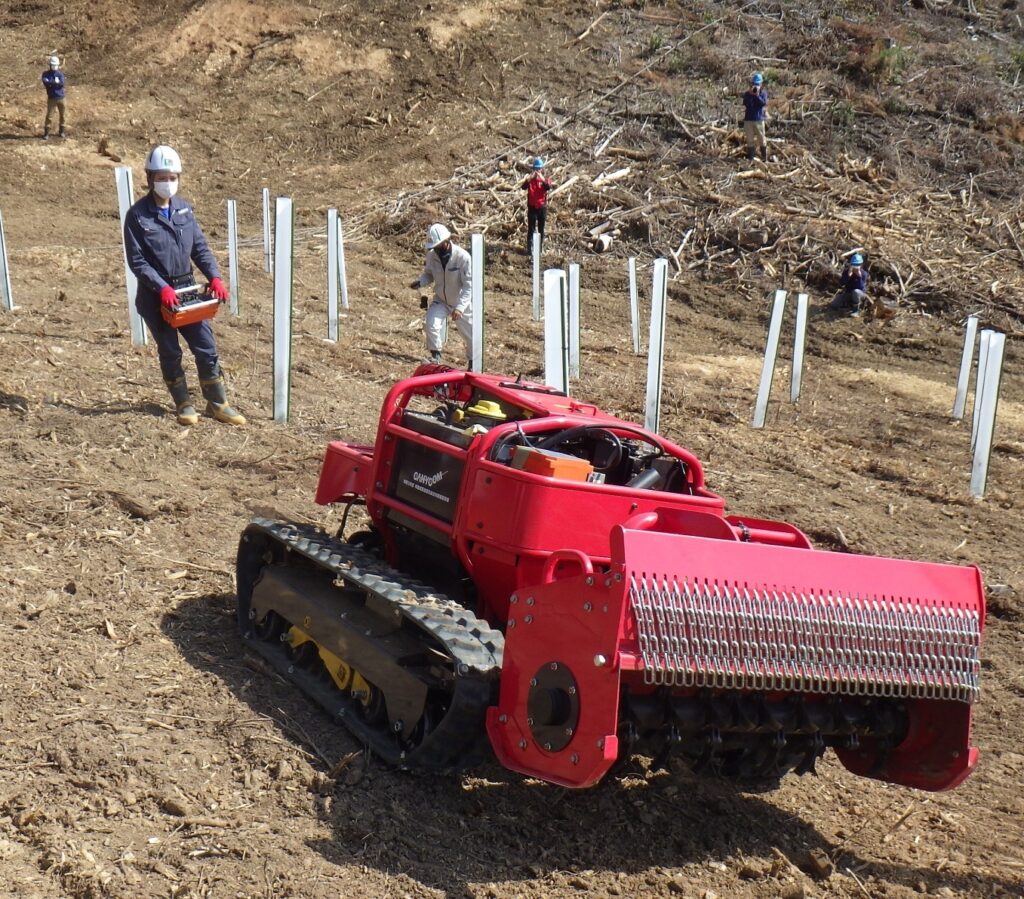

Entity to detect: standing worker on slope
[741,72,768,161]
[123,144,245,426]
[41,55,67,140]
[522,157,553,255]
[409,223,474,368]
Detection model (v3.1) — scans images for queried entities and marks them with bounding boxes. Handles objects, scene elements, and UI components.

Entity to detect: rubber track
[237,517,505,771]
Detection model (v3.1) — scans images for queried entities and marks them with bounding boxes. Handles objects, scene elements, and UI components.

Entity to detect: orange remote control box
[161,287,220,328]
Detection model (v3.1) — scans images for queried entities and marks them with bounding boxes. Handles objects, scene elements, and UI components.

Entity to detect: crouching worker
[124,144,245,426]
[829,252,869,317]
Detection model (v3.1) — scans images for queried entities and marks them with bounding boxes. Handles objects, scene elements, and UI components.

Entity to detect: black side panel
[390,412,467,522]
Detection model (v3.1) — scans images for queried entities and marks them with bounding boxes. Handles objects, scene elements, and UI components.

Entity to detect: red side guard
[487,552,630,788]
[488,519,985,791]
[315,442,375,505]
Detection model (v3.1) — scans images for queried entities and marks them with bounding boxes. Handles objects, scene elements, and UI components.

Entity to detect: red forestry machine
[237,367,985,791]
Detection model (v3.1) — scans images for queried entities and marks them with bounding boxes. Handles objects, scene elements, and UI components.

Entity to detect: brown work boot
[165,376,199,426]
[199,374,246,425]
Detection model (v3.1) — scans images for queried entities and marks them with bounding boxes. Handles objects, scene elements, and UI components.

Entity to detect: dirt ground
[1,1,1023,897]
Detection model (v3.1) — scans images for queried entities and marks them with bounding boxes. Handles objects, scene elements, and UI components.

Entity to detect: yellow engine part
[288,625,372,703]
[465,399,506,420]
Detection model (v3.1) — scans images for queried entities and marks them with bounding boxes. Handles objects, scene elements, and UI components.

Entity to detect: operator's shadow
[0,389,29,413]
[52,399,166,418]
[165,594,1020,899]
[370,348,430,367]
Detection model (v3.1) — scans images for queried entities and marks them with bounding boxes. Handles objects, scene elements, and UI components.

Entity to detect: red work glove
[208,277,228,301]
[159,285,179,309]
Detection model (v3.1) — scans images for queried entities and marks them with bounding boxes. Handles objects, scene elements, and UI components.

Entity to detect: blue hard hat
[849,253,864,266]
[751,72,764,85]
[532,157,545,169]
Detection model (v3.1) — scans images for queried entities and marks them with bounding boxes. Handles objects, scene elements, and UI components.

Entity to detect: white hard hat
[425,223,451,250]
[48,56,60,66]
[144,144,183,174]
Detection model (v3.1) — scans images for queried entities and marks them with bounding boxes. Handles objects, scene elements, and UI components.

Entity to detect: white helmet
[48,56,60,67]
[144,144,182,174]
[425,223,451,250]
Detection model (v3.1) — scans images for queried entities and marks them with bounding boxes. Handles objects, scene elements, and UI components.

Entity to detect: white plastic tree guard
[791,292,809,402]
[953,314,980,420]
[752,289,788,428]
[471,233,484,372]
[970,331,1006,499]
[227,199,240,316]
[327,208,340,342]
[644,258,669,433]
[971,329,993,451]
[628,256,640,355]
[532,232,541,321]
[114,166,146,346]
[273,197,294,424]
[567,262,580,379]
[262,187,273,274]
[326,208,351,343]
[337,215,349,312]
[543,268,569,393]
[0,209,13,313]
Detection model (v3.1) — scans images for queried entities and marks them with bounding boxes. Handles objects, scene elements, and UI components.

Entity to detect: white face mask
[153,180,178,200]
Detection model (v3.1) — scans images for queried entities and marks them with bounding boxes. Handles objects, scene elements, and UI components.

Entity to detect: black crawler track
[236,518,504,770]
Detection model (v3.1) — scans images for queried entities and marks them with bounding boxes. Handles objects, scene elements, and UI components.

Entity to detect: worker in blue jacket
[41,55,67,140]
[123,144,245,426]
[829,253,870,316]
[742,72,768,161]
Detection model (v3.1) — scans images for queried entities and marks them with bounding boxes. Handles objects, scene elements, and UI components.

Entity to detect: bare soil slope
[0,2,1022,897]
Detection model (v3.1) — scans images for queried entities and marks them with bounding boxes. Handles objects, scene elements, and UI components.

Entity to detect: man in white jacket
[409,223,473,366]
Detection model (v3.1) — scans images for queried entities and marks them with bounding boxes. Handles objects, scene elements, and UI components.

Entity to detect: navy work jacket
[839,266,869,292]
[123,194,220,304]
[42,70,65,99]
[742,88,768,121]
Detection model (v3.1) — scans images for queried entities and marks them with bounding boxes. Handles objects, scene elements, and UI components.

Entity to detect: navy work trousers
[137,294,220,381]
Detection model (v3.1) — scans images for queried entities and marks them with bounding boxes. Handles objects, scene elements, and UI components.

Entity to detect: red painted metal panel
[488,570,627,788]
[314,442,374,505]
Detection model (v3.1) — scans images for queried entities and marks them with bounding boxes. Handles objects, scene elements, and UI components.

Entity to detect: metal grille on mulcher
[631,576,981,703]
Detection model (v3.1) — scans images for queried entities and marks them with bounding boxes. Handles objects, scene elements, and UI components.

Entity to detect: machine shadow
[164,593,1017,899]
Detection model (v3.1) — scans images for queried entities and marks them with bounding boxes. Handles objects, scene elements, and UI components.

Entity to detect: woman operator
[123,144,245,426]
